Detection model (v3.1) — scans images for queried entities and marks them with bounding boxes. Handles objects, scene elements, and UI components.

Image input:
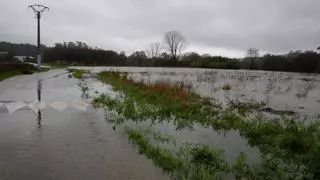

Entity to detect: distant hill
[0,41,47,57]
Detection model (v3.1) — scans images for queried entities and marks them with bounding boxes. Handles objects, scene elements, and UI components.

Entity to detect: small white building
[0,52,8,60]
[13,56,35,62]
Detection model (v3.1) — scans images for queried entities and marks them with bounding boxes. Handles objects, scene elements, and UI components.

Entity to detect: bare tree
[246,48,260,58]
[246,48,260,69]
[163,31,187,61]
[146,42,162,59]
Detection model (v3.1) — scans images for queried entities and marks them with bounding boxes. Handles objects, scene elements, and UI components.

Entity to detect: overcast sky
[1,0,319,57]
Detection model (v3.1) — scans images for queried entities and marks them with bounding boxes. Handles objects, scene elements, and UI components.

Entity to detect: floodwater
[71,66,320,165]
[0,70,166,180]
[72,66,320,116]
[1,67,320,179]
[84,78,260,164]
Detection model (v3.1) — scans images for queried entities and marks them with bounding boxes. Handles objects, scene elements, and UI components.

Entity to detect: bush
[222,83,232,90]
[0,63,37,74]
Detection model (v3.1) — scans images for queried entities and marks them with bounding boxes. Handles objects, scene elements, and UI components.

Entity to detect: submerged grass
[94,71,320,179]
[98,71,202,103]
[125,127,230,180]
[126,128,183,175]
[67,69,88,79]
[96,71,220,123]
[126,127,307,180]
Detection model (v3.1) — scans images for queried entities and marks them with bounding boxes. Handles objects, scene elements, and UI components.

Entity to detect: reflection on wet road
[0,70,166,180]
[37,79,42,128]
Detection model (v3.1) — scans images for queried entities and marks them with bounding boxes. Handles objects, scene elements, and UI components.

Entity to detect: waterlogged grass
[227,99,266,115]
[98,71,203,103]
[126,128,184,176]
[94,71,320,179]
[79,82,90,99]
[96,71,221,123]
[126,127,231,180]
[67,69,88,79]
[125,127,307,180]
[94,89,320,175]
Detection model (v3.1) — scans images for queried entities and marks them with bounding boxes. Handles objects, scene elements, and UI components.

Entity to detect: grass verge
[0,71,21,81]
[0,64,50,81]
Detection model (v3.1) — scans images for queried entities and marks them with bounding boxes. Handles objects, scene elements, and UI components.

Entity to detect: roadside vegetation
[0,63,49,81]
[0,51,50,81]
[91,71,320,180]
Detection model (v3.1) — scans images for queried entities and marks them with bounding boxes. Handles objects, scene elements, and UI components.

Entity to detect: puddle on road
[0,70,168,180]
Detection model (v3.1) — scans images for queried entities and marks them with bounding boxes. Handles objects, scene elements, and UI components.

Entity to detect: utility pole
[29,4,49,68]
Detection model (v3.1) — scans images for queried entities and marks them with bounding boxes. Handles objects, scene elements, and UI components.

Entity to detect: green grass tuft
[67,69,88,79]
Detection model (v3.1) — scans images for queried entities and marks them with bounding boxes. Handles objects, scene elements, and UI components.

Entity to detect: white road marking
[5,101,27,114]
[50,101,69,112]
[71,100,89,111]
[29,101,47,113]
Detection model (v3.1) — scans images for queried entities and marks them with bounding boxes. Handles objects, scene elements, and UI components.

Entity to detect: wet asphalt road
[0,70,166,180]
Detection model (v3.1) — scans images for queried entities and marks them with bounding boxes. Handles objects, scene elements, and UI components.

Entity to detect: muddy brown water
[0,70,166,180]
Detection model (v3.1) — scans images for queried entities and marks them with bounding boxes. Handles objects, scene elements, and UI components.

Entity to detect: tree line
[0,41,46,57]
[242,48,320,73]
[44,41,127,66]
[1,31,320,73]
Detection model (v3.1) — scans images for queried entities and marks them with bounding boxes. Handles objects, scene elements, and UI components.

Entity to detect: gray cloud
[0,0,319,57]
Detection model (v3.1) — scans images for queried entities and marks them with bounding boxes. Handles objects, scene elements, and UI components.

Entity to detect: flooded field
[73,67,320,179]
[73,66,320,116]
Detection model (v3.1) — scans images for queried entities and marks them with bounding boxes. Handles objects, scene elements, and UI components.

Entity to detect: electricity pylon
[29,4,49,68]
